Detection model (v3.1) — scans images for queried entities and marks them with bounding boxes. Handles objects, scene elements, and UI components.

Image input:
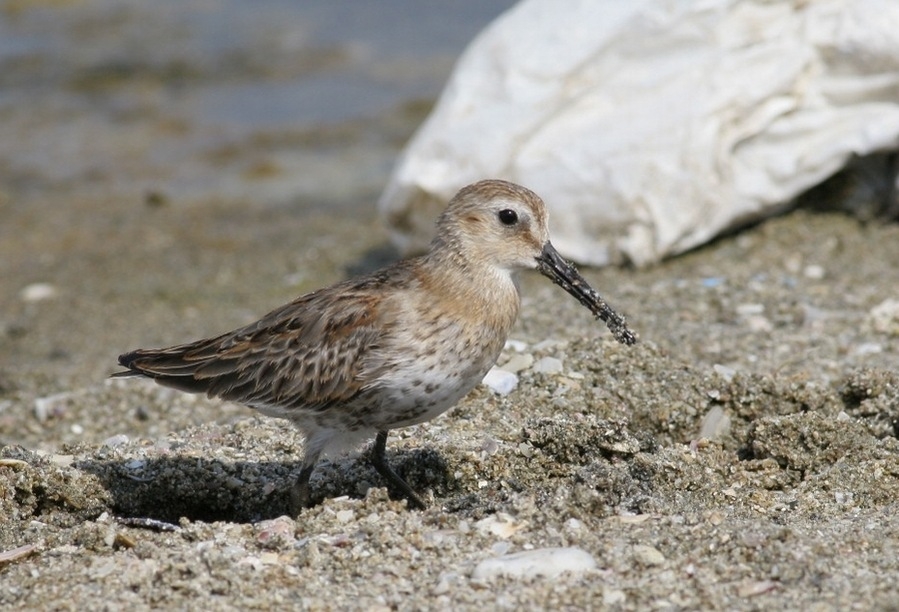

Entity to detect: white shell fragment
[471,546,597,581]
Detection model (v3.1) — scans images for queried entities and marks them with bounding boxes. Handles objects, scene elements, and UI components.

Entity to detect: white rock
[803,264,826,279]
[699,406,731,440]
[501,353,534,374]
[632,544,666,567]
[603,588,627,606]
[533,339,565,352]
[334,510,355,524]
[20,282,58,302]
[867,298,899,335]
[33,392,71,423]
[736,303,765,316]
[834,491,854,505]
[471,547,597,581]
[432,572,459,596]
[474,513,528,539]
[504,339,528,352]
[533,356,563,375]
[744,315,773,333]
[712,364,736,381]
[853,342,883,356]
[102,434,130,448]
[50,454,75,467]
[481,367,519,395]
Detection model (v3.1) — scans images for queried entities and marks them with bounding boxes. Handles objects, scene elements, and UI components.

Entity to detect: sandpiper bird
[114,179,636,512]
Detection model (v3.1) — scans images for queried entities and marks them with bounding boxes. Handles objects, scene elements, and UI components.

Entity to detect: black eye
[498,209,518,226]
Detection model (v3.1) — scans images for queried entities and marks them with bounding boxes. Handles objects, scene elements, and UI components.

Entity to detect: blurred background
[0,0,516,401]
[0,0,515,207]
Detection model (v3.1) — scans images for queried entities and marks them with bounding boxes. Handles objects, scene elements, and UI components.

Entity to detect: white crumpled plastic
[379,0,899,266]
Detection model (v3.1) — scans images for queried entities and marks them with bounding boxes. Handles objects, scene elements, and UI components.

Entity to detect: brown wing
[115,273,402,412]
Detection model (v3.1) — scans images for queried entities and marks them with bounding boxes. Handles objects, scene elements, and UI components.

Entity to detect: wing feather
[115,270,407,411]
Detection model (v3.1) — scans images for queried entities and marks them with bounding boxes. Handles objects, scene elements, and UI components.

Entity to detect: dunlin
[114,179,636,512]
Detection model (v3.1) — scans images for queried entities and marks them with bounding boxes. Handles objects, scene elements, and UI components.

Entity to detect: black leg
[370,430,426,510]
[288,463,316,517]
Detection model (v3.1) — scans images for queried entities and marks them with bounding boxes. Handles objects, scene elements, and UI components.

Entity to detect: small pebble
[103,527,117,548]
[50,454,75,467]
[432,572,459,596]
[480,437,499,455]
[113,533,137,549]
[20,283,58,302]
[737,579,779,597]
[0,544,37,564]
[504,339,528,352]
[471,547,597,581]
[803,264,825,279]
[501,353,534,373]
[744,315,773,332]
[632,544,666,566]
[834,491,854,505]
[533,356,563,375]
[867,298,899,335]
[335,510,355,524]
[474,513,527,539]
[481,367,518,395]
[102,434,130,448]
[736,303,764,316]
[618,514,652,525]
[783,254,802,274]
[699,406,731,440]
[712,364,736,381]
[262,551,282,565]
[33,400,49,424]
[533,339,565,352]
[852,342,882,356]
[603,588,627,605]
[33,392,70,423]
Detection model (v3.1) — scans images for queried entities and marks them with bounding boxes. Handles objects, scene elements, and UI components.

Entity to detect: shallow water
[0,0,515,204]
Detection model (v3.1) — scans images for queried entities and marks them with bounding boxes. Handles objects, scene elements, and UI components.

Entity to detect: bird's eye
[498,209,518,226]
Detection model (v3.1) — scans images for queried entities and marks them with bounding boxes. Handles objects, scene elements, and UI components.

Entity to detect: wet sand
[2,2,899,610]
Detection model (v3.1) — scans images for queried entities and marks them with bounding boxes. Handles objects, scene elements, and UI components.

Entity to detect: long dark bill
[535,242,637,346]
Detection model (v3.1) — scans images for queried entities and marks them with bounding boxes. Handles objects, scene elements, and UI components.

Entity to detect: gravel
[2,3,899,609]
[3,207,899,609]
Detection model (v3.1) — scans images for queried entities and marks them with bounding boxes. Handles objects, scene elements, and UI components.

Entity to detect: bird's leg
[288,463,316,517]
[289,436,323,516]
[370,430,427,510]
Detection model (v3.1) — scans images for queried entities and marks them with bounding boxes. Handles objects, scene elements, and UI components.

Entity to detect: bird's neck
[418,245,521,332]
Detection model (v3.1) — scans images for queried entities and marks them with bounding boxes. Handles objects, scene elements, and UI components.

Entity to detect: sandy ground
[3,3,899,611]
[4,169,899,611]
